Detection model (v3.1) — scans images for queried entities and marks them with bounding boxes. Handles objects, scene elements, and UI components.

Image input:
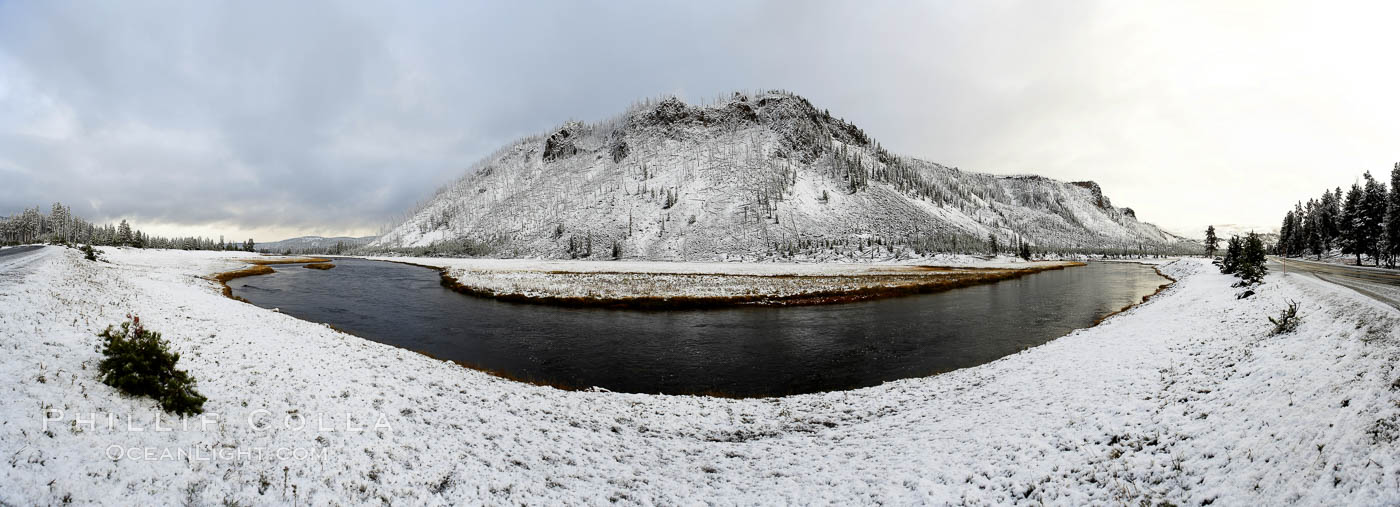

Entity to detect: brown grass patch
[303,263,335,270]
[209,257,331,301]
[244,257,331,265]
[209,264,275,302]
[406,261,1086,310]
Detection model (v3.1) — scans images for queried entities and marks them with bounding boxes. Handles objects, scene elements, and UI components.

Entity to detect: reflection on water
[231,259,1167,396]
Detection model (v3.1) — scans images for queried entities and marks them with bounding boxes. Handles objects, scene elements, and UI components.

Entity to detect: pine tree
[97,316,206,416]
[1361,171,1388,266]
[1341,183,1364,265]
[1220,235,1243,274]
[1204,225,1219,258]
[1305,200,1322,259]
[1319,188,1340,253]
[49,202,69,244]
[1290,202,1307,255]
[1278,212,1295,256]
[1237,232,1269,285]
[1386,163,1400,267]
[116,220,132,246]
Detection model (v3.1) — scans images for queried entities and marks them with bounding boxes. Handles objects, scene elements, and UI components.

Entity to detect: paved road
[1271,256,1400,311]
[0,245,50,287]
[0,245,46,261]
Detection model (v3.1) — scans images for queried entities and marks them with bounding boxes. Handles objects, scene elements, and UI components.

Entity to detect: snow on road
[1274,256,1400,311]
[0,245,51,270]
[0,245,54,288]
[0,248,1397,505]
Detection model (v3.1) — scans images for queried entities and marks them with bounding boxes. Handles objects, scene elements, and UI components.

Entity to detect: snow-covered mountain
[374,90,1194,260]
[256,235,376,253]
[1173,224,1279,241]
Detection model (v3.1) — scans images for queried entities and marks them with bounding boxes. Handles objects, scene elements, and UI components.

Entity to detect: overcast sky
[3,1,1398,241]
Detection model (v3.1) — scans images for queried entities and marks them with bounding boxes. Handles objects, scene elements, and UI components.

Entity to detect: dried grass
[244,257,331,265]
[422,262,1087,309]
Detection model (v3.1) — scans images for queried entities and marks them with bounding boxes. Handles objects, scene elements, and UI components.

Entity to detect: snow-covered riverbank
[1,247,1397,505]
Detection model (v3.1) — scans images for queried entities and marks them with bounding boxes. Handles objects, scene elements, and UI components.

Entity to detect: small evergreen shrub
[97,315,206,416]
[1220,233,1267,286]
[1218,236,1243,274]
[1237,233,1269,285]
[82,244,99,261]
[1268,301,1301,335]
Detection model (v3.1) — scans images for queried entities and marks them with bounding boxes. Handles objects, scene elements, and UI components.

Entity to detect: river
[229,259,1168,396]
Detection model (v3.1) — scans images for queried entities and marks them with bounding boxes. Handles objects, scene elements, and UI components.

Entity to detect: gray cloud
[2,1,1397,239]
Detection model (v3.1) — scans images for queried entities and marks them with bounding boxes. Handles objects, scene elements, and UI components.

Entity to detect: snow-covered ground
[364,255,1076,303]
[2,247,1398,505]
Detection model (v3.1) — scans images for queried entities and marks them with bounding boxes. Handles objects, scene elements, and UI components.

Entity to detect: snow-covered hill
[373,91,1194,260]
[255,235,375,253]
[1172,224,1279,241]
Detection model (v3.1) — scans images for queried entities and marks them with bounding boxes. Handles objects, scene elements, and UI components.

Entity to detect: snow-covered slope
[1172,224,1279,242]
[255,236,375,253]
[5,250,1399,504]
[374,91,1193,260]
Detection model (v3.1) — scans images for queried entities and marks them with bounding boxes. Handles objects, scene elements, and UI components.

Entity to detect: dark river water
[230,259,1168,396]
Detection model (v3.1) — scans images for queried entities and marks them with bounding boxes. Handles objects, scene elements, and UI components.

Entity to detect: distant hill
[255,236,376,254]
[1203,224,1279,239]
[373,90,1196,260]
[1174,224,1280,249]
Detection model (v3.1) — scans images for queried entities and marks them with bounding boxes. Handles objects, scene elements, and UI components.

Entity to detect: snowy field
[363,255,1077,303]
[1,247,1398,505]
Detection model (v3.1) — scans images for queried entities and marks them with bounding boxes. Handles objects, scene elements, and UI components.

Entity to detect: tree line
[1276,164,1400,267]
[0,202,254,251]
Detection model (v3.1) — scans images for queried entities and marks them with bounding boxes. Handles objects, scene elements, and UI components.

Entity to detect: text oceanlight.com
[106,445,327,462]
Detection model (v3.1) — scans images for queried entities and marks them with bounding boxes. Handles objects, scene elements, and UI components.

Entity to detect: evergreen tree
[987,233,998,256]
[1303,199,1322,258]
[1386,163,1400,267]
[1341,183,1364,265]
[1220,235,1243,274]
[1290,202,1308,255]
[1318,188,1340,253]
[97,316,206,416]
[116,219,133,246]
[49,202,69,244]
[1361,171,1388,266]
[1204,225,1219,258]
[1278,212,1295,256]
[1237,232,1269,285]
